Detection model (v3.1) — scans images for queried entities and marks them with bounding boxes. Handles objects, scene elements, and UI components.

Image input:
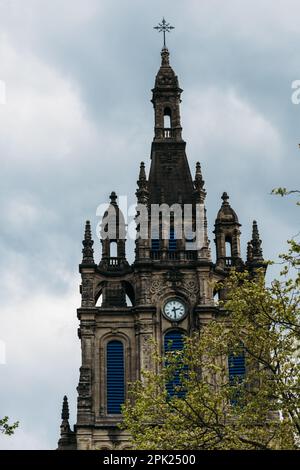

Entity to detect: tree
[0,417,19,436]
[122,195,300,450]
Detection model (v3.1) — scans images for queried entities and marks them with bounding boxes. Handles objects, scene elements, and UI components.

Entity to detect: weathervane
[154,18,174,48]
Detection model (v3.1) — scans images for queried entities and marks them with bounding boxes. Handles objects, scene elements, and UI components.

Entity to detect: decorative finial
[154,18,174,49]
[252,220,259,239]
[161,48,170,66]
[139,162,146,181]
[195,162,204,188]
[194,162,206,203]
[58,394,73,443]
[82,220,94,264]
[84,220,92,240]
[136,162,149,204]
[109,191,118,206]
[61,395,69,421]
[251,220,263,260]
[247,241,253,263]
[221,192,229,204]
[195,161,202,176]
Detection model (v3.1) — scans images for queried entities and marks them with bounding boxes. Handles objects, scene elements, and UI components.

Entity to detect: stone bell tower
[57,37,265,450]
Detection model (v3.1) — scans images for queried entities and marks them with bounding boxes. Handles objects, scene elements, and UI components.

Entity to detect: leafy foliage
[122,192,300,450]
[0,417,19,436]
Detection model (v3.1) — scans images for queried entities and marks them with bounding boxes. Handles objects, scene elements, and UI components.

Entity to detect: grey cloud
[0,0,299,449]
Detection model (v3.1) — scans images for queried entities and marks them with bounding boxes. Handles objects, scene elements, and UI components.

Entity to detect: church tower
[57,34,265,450]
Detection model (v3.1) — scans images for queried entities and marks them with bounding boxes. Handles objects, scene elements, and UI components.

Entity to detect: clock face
[163,298,186,322]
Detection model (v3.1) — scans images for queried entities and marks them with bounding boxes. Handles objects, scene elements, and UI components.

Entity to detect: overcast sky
[0,0,299,450]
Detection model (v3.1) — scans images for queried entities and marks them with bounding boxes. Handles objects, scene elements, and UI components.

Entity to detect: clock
[163,298,187,322]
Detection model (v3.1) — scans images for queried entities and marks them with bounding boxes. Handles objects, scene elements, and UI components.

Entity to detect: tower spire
[57,395,76,450]
[148,24,193,206]
[82,220,95,264]
[99,192,128,272]
[214,193,242,268]
[246,220,265,272]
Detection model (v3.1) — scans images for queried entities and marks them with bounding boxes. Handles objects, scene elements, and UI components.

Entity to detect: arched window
[163,107,172,128]
[110,241,118,258]
[225,238,232,257]
[96,293,103,307]
[213,290,219,306]
[106,340,125,414]
[164,330,185,398]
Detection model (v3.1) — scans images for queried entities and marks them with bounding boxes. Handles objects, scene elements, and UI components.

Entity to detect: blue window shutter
[228,347,246,405]
[169,227,177,251]
[164,330,184,353]
[107,340,125,414]
[151,238,160,251]
[228,351,246,383]
[164,330,185,398]
[151,225,160,251]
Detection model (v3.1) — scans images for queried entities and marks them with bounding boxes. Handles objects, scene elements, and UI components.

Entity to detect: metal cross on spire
[154,18,174,48]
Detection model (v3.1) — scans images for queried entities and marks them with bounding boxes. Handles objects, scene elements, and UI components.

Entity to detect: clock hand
[172,306,177,319]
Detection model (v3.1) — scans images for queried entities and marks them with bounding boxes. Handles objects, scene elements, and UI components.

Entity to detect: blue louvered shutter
[107,340,125,414]
[164,330,185,398]
[151,238,160,251]
[169,227,177,251]
[151,225,160,251]
[228,347,246,405]
[228,352,246,383]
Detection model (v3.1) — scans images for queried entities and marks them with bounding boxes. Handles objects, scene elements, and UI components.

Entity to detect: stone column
[77,318,95,426]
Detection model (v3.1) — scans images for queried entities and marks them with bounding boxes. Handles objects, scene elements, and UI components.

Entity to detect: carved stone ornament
[81,276,94,307]
[148,273,199,303]
[77,367,92,409]
[141,335,153,371]
[135,275,152,305]
[80,323,95,336]
[182,278,199,302]
[110,327,119,334]
[149,277,167,303]
[165,269,183,287]
[150,278,161,295]
[136,322,153,335]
